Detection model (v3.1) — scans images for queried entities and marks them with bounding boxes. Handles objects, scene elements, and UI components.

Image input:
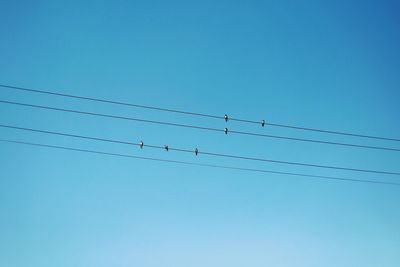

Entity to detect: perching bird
[224,128,228,135]
[195,148,199,156]
[224,114,229,122]
[139,141,144,149]
[164,145,169,151]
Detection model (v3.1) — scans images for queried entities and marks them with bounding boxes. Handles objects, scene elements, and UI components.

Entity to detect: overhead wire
[1,83,399,142]
[0,138,399,186]
[1,123,399,176]
[1,100,400,152]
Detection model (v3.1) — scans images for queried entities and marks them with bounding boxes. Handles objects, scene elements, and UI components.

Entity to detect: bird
[224,114,229,122]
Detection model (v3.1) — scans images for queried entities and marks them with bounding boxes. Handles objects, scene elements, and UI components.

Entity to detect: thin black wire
[1,123,400,177]
[0,100,221,132]
[1,83,399,142]
[1,138,399,186]
[228,130,400,152]
[1,100,400,153]
[0,84,222,119]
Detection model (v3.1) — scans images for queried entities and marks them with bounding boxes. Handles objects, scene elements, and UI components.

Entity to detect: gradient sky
[1,1,400,266]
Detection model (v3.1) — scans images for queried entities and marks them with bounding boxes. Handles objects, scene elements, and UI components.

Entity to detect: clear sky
[1,0,400,266]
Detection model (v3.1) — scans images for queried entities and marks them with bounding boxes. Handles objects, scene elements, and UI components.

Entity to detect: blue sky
[0,0,400,266]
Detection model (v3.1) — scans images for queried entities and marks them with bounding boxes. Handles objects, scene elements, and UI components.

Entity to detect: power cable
[1,83,399,142]
[1,123,399,176]
[1,138,399,186]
